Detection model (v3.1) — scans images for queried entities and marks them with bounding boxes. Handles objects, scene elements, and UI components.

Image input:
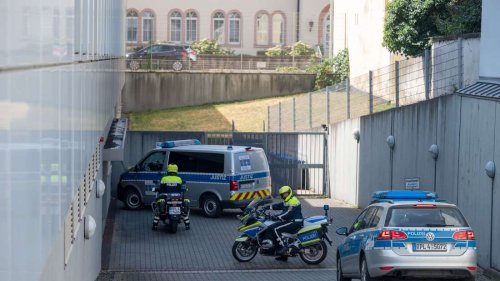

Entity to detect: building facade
[0,1,124,281]
[125,0,331,55]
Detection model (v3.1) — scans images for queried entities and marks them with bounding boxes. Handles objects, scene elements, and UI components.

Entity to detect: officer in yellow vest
[152,164,191,230]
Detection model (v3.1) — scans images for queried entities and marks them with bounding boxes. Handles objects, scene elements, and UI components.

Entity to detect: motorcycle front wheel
[232,241,258,262]
[300,240,328,265]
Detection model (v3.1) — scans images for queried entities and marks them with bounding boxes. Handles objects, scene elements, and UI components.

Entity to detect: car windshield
[385,206,469,227]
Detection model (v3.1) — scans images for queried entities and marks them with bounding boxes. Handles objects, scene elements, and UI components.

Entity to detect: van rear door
[232,148,271,199]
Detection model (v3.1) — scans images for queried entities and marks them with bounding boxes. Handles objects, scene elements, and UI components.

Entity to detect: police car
[335,190,477,281]
[117,139,272,217]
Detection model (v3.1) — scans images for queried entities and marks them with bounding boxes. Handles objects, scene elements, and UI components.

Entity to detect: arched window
[213,12,225,44]
[142,11,154,43]
[228,12,241,44]
[170,11,182,43]
[126,11,138,42]
[324,14,331,56]
[186,11,198,43]
[256,13,269,45]
[272,13,285,45]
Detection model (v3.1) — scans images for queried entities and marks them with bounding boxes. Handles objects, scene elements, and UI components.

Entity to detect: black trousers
[268,220,303,245]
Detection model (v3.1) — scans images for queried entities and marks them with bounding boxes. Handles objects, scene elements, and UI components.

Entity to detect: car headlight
[125,54,129,58]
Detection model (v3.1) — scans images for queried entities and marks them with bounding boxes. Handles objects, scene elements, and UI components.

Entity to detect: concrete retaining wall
[122,72,316,112]
[327,93,500,272]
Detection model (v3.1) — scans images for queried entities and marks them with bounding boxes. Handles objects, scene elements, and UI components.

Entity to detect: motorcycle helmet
[167,163,178,173]
[278,185,293,202]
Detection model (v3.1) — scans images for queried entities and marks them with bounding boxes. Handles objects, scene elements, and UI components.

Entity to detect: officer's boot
[183,201,191,230]
[152,216,159,231]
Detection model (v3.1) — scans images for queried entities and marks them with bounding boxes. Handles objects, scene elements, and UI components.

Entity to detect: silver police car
[335,191,477,281]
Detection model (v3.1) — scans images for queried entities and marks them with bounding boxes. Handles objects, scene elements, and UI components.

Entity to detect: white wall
[0,0,125,281]
[331,0,392,77]
[479,0,500,79]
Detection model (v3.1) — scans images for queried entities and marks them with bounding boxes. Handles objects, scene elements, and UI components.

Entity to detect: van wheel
[124,189,142,210]
[201,194,222,218]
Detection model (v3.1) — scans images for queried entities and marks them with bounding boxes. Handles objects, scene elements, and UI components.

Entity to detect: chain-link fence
[269,39,471,132]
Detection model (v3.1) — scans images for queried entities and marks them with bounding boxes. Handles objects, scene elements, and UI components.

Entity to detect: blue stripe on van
[122,171,270,183]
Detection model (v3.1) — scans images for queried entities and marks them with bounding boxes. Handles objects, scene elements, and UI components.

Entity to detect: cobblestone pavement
[97,198,494,281]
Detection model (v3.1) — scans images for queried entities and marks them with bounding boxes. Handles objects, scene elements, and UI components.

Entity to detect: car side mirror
[336,227,348,236]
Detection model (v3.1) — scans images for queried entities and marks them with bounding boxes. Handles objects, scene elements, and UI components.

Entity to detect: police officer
[267,185,303,261]
[152,164,191,230]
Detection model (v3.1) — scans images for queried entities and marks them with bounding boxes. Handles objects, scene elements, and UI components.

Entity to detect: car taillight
[181,51,187,58]
[377,230,407,240]
[414,204,436,208]
[230,180,238,191]
[453,230,475,240]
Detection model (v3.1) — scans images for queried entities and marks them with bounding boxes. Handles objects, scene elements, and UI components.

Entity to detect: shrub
[265,45,290,57]
[307,49,350,89]
[288,41,316,57]
[191,39,230,55]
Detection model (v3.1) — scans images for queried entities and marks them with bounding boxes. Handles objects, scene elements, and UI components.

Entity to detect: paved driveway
[97,198,493,281]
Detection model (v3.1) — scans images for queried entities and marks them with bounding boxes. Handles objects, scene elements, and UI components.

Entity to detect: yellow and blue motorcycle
[232,196,333,264]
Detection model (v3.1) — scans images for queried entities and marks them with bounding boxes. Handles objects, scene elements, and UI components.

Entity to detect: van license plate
[169,207,181,215]
[414,243,447,251]
[240,183,253,189]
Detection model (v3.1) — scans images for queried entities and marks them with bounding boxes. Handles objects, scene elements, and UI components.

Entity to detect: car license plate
[240,183,253,189]
[414,243,447,252]
[169,207,181,215]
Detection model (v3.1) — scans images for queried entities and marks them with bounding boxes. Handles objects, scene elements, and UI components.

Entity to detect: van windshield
[234,150,269,173]
[385,206,469,228]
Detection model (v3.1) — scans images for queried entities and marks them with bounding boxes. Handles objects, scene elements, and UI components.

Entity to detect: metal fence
[125,55,318,72]
[113,131,328,197]
[268,40,469,132]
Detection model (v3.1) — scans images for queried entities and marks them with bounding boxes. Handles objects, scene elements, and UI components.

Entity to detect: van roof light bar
[156,139,201,149]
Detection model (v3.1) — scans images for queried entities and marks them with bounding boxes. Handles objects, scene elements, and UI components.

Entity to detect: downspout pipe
[296,0,301,42]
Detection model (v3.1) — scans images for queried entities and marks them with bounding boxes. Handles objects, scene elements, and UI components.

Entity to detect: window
[170,11,182,43]
[323,14,331,56]
[213,12,225,44]
[256,13,269,45]
[139,151,166,172]
[385,206,469,228]
[168,152,225,174]
[142,11,154,43]
[368,207,383,228]
[349,207,376,233]
[126,11,138,42]
[272,13,285,45]
[185,11,198,43]
[228,12,240,44]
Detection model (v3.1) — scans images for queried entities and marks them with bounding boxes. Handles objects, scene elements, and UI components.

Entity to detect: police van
[117,139,272,217]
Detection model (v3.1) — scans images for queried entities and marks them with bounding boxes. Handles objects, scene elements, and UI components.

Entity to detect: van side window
[139,151,166,171]
[168,151,224,173]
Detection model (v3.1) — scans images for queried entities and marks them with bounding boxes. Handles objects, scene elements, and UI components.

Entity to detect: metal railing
[125,55,319,72]
[268,40,470,132]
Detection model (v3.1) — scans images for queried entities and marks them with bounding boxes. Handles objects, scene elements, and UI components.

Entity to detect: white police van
[117,139,272,217]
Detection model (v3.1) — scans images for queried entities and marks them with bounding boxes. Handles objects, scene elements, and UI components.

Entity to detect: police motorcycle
[151,181,187,234]
[232,196,333,264]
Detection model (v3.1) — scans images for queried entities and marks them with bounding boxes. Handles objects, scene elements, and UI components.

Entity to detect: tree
[383,0,481,57]
[307,49,349,89]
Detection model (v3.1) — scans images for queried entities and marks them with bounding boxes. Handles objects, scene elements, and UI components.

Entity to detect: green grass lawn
[126,92,395,132]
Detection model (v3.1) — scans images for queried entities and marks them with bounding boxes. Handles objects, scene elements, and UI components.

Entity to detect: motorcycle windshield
[247,195,273,209]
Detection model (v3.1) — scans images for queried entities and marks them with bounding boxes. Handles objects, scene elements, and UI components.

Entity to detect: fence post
[346,79,351,119]
[232,120,235,132]
[424,49,431,100]
[369,71,373,114]
[326,87,331,124]
[293,97,296,131]
[395,61,400,108]
[263,120,265,132]
[240,54,243,70]
[309,92,312,129]
[457,37,463,89]
[267,105,271,132]
[278,102,282,132]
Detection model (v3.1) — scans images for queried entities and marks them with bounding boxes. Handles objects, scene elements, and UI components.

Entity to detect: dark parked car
[126,44,196,71]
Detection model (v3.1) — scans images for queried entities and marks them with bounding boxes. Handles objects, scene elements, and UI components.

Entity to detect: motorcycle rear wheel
[232,241,258,262]
[169,220,178,234]
[300,241,328,265]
